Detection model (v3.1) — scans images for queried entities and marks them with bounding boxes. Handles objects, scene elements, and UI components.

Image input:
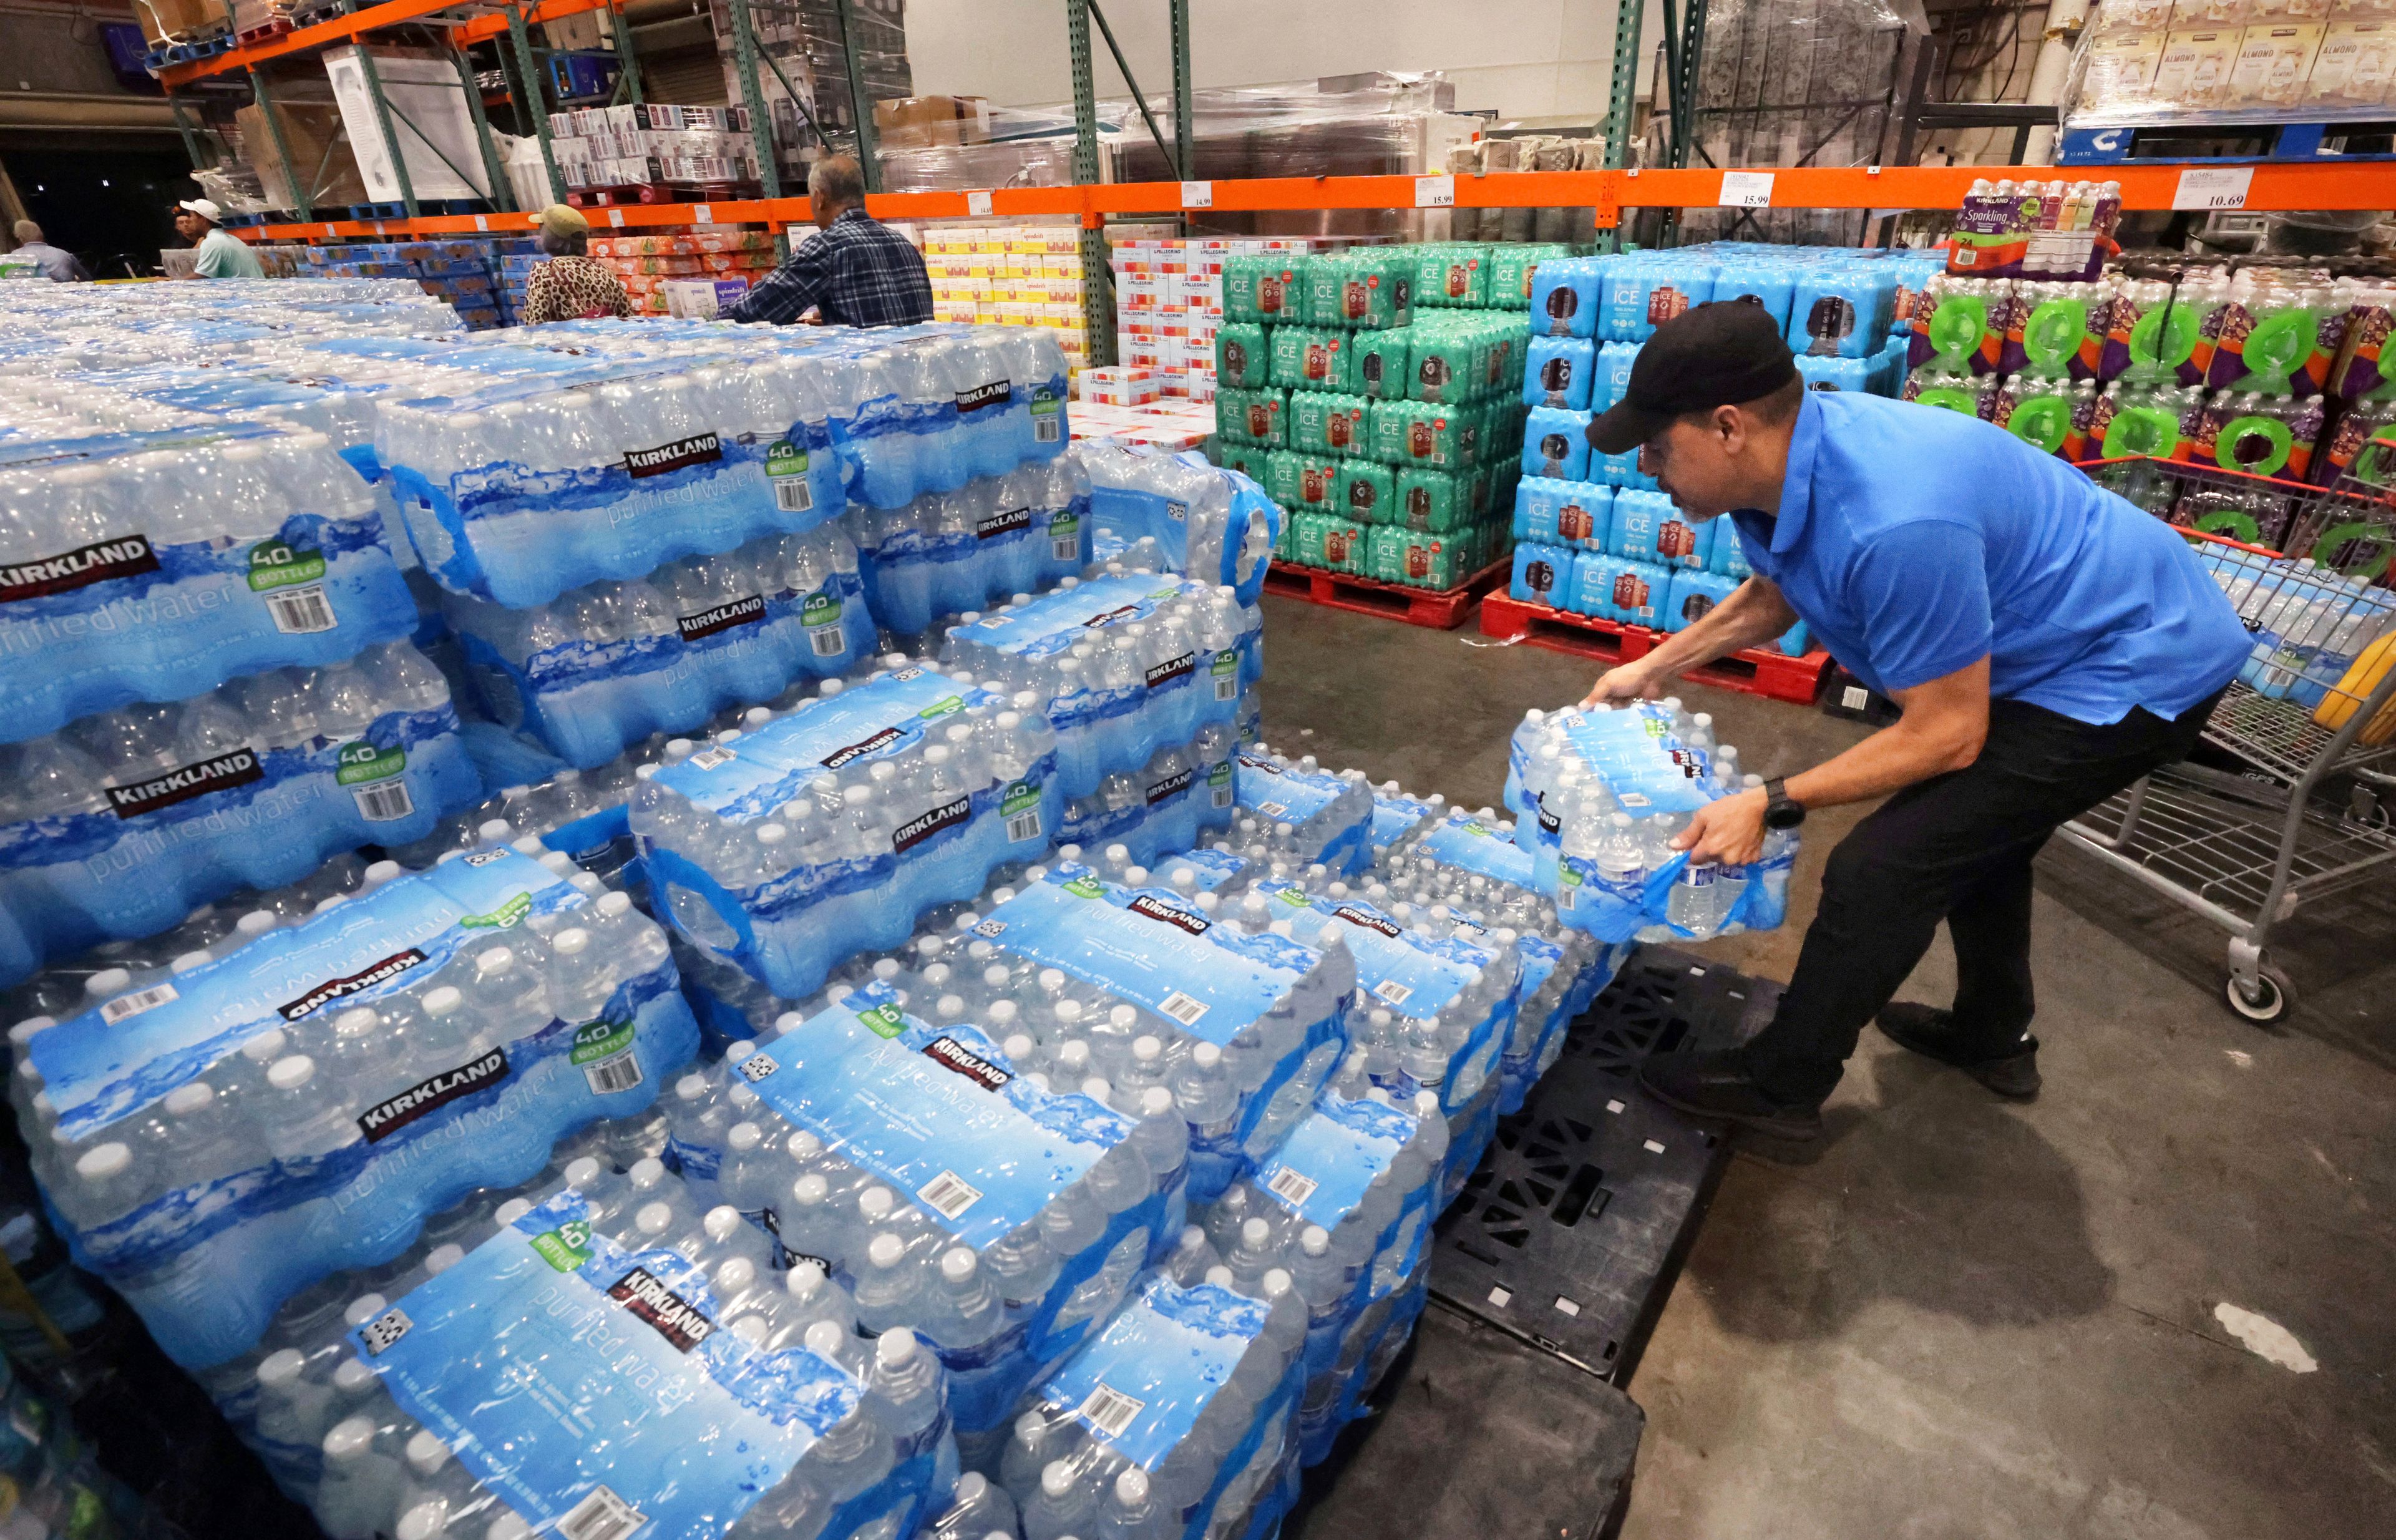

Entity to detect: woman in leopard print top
[522,204,631,325]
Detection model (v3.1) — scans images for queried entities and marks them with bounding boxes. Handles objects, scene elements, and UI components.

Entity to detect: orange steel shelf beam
[244,162,2396,242]
[454,0,619,46]
[160,0,480,87]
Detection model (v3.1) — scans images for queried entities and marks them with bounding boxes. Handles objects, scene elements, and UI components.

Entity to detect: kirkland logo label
[821,725,903,769]
[279,948,429,1021]
[1082,605,1141,629]
[1144,651,1197,689]
[0,535,160,604]
[1237,754,1282,774]
[978,506,1033,540]
[893,796,972,854]
[1128,894,1209,935]
[106,748,264,819]
[923,1034,1013,1093]
[1146,767,1194,805]
[957,379,1012,414]
[607,1268,715,1353]
[356,1048,510,1142]
[1333,904,1402,938]
[622,432,723,479]
[676,593,766,642]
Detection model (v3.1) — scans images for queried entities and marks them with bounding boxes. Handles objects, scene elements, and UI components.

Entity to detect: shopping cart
[2062,456,2396,1023]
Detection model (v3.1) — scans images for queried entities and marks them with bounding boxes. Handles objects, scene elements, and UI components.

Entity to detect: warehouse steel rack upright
[2057,459,2396,1025]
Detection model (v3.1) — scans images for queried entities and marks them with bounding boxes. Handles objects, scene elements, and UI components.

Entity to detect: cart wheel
[2224,963,2296,1024]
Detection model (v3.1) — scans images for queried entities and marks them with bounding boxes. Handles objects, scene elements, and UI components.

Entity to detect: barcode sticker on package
[1215,675,1239,701]
[1373,980,1413,1008]
[1256,801,1289,819]
[809,624,846,657]
[736,1053,777,1083]
[265,585,337,635]
[1035,416,1063,443]
[917,1169,983,1221]
[1264,1165,1319,1208]
[351,781,414,822]
[774,479,813,513]
[583,1053,643,1095]
[1157,990,1208,1026]
[1053,535,1080,561]
[686,748,737,771]
[359,1307,412,1356]
[1077,1383,1146,1440]
[1006,808,1043,842]
[99,983,178,1025]
[559,1486,646,1540]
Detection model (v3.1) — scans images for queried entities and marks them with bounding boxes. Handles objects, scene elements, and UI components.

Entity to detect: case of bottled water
[0,423,419,741]
[0,641,482,987]
[441,527,878,769]
[1507,704,1796,943]
[656,980,1178,1434]
[19,848,698,1369]
[845,458,1092,637]
[939,572,1262,801]
[1228,749,1376,877]
[1185,1080,1442,1468]
[1075,442,1282,607]
[324,1166,955,1540]
[990,1269,1306,1540]
[952,862,1356,1202]
[630,664,1066,1000]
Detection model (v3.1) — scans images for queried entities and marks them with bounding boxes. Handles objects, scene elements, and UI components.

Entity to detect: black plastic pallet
[1429,947,1774,1381]
[1285,1295,1645,1540]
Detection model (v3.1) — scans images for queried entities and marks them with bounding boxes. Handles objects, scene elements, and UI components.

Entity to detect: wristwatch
[1761,776,1807,831]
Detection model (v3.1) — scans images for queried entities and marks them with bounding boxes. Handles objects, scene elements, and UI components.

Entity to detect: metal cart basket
[2063,456,2396,1023]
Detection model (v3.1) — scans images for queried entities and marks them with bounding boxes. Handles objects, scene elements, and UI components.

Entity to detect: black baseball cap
[1585,300,1799,455]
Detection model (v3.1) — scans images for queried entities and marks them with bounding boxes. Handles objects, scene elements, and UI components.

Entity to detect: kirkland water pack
[0,641,482,986]
[1509,702,1795,942]
[442,526,878,769]
[1243,879,1514,1116]
[993,1270,1304,1540]
[630,665,1064,1000]
[338,1171,954,1540]
[940,572,1261,799]
[1229,751,1374,877]
[658,980,1177,1432]
[21,849,698,1368]
[966,864,1356,1198]
[0,424,418,741]
[845,458,1092,637]
[1075,442,1282,607]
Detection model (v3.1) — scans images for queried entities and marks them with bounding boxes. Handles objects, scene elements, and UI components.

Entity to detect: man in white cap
[173,198,263,279]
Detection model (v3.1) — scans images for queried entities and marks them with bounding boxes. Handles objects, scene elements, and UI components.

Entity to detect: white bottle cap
[1301,1225,1331,1256]
[509,836,543,856]
[787,1260,827,1296]
[704,1206,744,1244]
[773,1010,806,1036]
[1041,1460,1077,1498]
[164,1082,214,1116]
[170,950,213,974]
[877,1325,920,1367]
[321,1416,376,1460]
[1192,1042,1222,1069]
[802,1320,846,1360]
[421,987,464,1018]
[940,1247,977,1284]
[728,1121,762,1151]
[553,927,591,955]
[716,1256,757,1294]
[1262,1267,1293,1299]
[405,1429,451,1474]
[334,1006,378,1037]
[266,1055,316,1091]
[494,1198,532,1226]
[787,1130,823,1161]
[84,968,131,998]
[1242,1216,1270,1245]
[859,1186,895,1222]
[1080,1076,1113,1102]
[426,1243,465,1276]
[477,946,516,975]
[236,910,279,938]
[634,1202,673,1236]
[397,1504,447,1540]
[333,1357,377,1393]
[1204,1264,1234,1288]
[867,1232,905,1269]
[365,860,402,887]
[478,819,514,842]
[1415,1090,1441,1119]
[1117,1468,1151,1505]
[563,1156,602,1189]
[343,1292,388,1327]
[792,1173,829,1207]
[487,1515,532,1540]
[256,1347,307,1388]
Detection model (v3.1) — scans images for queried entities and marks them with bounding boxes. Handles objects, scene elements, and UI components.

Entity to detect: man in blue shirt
[1581,302,2248,1138]
[724,154,933,328]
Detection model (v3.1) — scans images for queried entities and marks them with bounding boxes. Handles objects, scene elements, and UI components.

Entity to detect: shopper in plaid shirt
[725,155,933,328]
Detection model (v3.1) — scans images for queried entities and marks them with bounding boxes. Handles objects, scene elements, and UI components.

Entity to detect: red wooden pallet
[1478,593,1834,704]
[235,19,293,42]
[1264,555,1510,630]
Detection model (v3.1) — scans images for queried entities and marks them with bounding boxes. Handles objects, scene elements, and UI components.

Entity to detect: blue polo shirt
[1727,391,2247,725]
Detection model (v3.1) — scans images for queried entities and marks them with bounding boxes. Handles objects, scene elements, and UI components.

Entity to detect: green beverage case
[1403,532,1470,588]
[1225,252,1308,324]
[1215,442,1268,482]
[1339,460,1395,525]
[1291,454,1342,509]
[1309,250,1410,329]
[1292,391,1370,457]
[1289,507,1327,566]
[1396,467,1466,532]
[1220,386,1287,446]
[1489,244,1570,309]
[1263,449,1305,506]
[1373,399,1464,467]
[1319,517,1368,575]
[1272,326,1352,392]
[1410,322,1474,404]
[1274,504,1300,563]
[1216,323,1270,390]
[1303,257,1351,329]
[1352,328,1412,401]
[1420,244,1489,308]
[1364,525,1410,584]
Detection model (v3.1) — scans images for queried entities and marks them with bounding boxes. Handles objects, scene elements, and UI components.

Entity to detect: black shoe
[1875,1003,2042,1099]
[1636,1048,1824,1140]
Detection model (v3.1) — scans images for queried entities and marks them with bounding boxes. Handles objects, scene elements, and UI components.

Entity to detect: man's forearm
[1639,576,1797,676]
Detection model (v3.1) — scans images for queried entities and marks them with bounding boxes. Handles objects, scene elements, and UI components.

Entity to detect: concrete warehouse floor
[1254,593,2396,1540]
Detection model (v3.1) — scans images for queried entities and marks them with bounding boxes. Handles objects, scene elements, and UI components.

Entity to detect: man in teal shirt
[175,198,264,280]
[1580,302,2249,1138]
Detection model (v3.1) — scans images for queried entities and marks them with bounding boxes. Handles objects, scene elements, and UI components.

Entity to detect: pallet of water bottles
[1477,595,1834,705]
[1262,554,1514,630]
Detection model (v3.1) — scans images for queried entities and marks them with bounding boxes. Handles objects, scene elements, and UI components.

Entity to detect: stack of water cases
[1499,699,1797,945]
[1214,245,1531,592]
[0,369,483,985]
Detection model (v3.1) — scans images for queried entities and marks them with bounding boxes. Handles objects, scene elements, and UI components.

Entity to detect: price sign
[1719,171,1775,208]
[1414,175,1456,208]
[608,208,626,228]
[474,214,490,231]
[323,223,338,237]
[693,203,715,223]
[2173,167,2253,211]
[1181,180,1214,209]
[966,190,995,217]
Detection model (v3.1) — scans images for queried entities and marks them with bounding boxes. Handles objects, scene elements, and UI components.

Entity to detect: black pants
[1740,688,2224,1105]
